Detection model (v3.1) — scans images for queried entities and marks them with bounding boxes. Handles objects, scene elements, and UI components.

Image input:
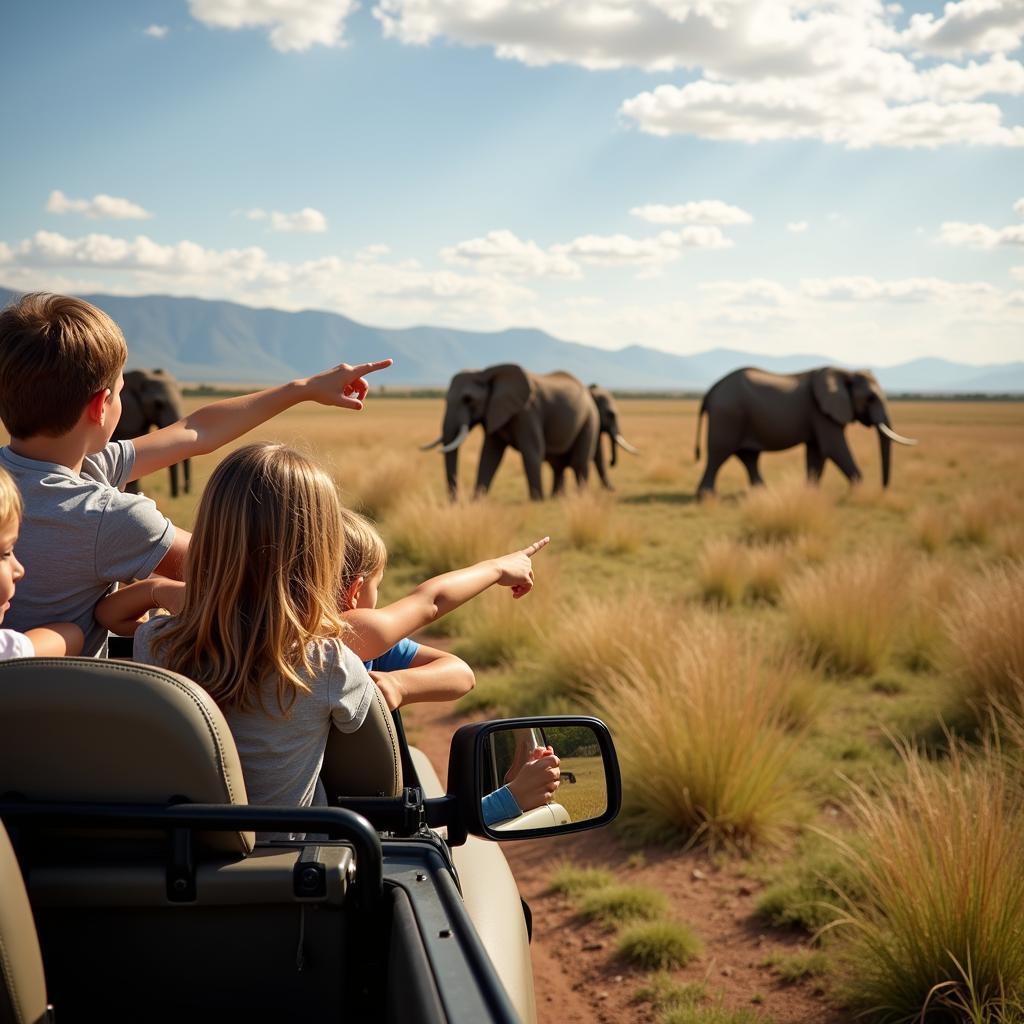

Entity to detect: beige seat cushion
[0,822,48,1024]
[0,658,253,855]
[320,684,402,799]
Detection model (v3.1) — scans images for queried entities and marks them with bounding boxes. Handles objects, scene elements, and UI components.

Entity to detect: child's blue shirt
[363,637,419,673]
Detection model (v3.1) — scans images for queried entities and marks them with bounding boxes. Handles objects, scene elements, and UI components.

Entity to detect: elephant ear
[811,367,853,425]
[483,364,532,433]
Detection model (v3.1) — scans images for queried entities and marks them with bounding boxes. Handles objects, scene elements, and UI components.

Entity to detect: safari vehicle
[0,658,621,1024]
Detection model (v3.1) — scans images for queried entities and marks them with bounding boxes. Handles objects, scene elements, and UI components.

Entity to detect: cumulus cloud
[46,190,152,220]
[800,275,999,302]
[441,230,581,278]
[630,200,753,225]
[372,0,1023,150]
[940,200,1024,249]
[188,0,357,51]
[552,227,732,267]
[144,24,169,38]
[246,207,328,233]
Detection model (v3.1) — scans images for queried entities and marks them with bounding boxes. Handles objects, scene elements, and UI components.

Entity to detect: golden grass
[745,544,789,604]
[897,559,961,672]
[741,480,833,543]
[592,616,810,850]
[696,538,748,605]
[830,743,1024,1021]
[944,562,1024,721]
[911,505,951,553]
[451,584,551,668]
[336,449,429,520]
[560,489,636,553]
[383,493,524,575]
[783,551,905,676]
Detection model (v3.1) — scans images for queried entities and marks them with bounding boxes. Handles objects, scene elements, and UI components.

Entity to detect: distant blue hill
[1,287,1020,392]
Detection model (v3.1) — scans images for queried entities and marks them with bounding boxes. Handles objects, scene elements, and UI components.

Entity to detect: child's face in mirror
[0,515,25,623]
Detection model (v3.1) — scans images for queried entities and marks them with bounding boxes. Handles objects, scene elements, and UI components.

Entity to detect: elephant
[588,384,639,491]
[694,366,917,497]
[421,364,599,501]
[113,368,191,498]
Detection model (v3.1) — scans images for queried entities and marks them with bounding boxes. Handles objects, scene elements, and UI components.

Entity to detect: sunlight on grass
[547,864,614,897]
[337,450,429,520]
[696,537,748,605]
[830,742,1024,1021]
[593,617,810,850]
[578,884,668,926]
[618,920,702,970]
[911,505,951,554]
[741,480,833,543]
[783,551,905,676]
[897,559,961,672]
[560,489,636,553]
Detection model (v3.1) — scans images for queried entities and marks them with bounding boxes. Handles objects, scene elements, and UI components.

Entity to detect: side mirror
[446,716,621,843]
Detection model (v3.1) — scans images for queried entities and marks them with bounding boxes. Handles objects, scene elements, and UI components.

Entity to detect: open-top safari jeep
[0,658,620,1024]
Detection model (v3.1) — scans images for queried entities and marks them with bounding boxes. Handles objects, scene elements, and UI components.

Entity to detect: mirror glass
[480,724,608,835]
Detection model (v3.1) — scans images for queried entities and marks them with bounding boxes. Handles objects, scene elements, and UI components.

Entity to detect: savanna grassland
[146,395,1024,1024]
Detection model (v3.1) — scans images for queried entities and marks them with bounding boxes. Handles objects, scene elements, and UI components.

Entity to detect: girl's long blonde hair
[151,442,348,714]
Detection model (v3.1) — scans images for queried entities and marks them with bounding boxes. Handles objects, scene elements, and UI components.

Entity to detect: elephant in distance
[588,385,639,491]
[422,364,599,501]
[113,369,191,498]
[694,366,917,497]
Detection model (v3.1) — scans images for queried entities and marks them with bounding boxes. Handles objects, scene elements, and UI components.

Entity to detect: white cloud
[440,230,581,278]
[246,207,328,233]
[188,0,357,51]
[902,0,1024,57]
[356,243,392,262]
[144,24,169,38]
[630,200,753,226]
[46,189,152,220]
[1013,266,1024,283]
[1015,198,1024,217]
[940,216,1024,248]
[373,0,1023,150]
[787,221,809,233]
[552,226,732,267]
[800,276,999,302]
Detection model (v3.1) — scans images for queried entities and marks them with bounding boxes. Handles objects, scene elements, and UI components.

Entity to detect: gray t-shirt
[134,617,374,841]
[0,441,175,657]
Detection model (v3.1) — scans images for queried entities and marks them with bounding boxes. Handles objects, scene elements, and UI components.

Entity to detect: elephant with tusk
[422,364,601,501]
[694,366,917,498]
[588,384,639,491]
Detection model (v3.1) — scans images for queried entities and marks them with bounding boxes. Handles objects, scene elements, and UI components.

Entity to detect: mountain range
[1,287,1021,393]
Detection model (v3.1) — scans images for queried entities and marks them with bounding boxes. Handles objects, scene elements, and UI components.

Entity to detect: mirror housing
[446,716,621,845]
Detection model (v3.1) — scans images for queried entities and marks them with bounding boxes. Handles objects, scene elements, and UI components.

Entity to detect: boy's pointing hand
[495,536,550,599]
[305,359,393,410]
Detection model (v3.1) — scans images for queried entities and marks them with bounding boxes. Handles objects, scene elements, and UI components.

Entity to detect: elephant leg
[805,444,825,484]
[169,462,179,499]
[183,457,192,494]
[550,460,567,497]
[827,436,862,484]
[474,435,508,497]
[737,449,764,487]
[521,451,545,501]
[594,438,613,490]
[696,447,730,497]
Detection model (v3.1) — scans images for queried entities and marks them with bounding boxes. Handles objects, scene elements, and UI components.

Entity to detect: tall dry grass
[943,562,1024,721]
[384,494,524,575]
[452,582,556,668]
[741,481,833,543]
[746,544,789,604]
[783,551,905,675]
[897,559,961,672]
[695,538,748,605]
[830,743,1024,1021]
[337,450,429,520]
[592,616,810,850]
[560,490,635,553]
[911,506,952,554]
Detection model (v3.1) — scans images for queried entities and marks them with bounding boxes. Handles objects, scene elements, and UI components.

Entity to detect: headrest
[321,684,402,799]
[0,658,253,855]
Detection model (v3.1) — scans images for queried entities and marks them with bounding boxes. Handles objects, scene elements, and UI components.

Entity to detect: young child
[0,466,83,658]
[0,292,390,656]
[338,507,549,711]
[131,443,377,837]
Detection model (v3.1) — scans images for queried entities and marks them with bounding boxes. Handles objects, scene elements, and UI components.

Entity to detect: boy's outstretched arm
[95,578,186,636]
[343,537,550,661]
[370,646,475,711]
[25,622,84,657]
[129,359,392,481]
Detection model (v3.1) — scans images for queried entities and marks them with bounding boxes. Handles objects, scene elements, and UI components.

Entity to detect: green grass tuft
[578,884,668,926]
[618,920,702,970]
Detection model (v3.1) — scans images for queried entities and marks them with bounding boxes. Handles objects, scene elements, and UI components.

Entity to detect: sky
[1,0,1022,367]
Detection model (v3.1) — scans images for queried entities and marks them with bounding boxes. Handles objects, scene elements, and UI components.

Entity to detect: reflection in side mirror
[447,716,620,842]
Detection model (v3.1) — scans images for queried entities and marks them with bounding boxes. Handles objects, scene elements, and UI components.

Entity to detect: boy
[0,292,390,656]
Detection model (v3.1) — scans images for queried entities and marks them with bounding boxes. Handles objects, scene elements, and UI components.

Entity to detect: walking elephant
[694,366,916,497]
[422,365,599,501]
[113,369,191,498]
[588,385,639,491]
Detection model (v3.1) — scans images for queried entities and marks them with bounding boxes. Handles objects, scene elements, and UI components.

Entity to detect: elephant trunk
[608,432,618,468]
[445,448,459,500]
[878,428,891,489]
[442,406,466,499]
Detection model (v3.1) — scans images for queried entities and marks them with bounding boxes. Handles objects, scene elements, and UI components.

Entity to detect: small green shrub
[578,884,667,926]
[546,864,614,898]
[761,949,829,983]
[618,920,702,970]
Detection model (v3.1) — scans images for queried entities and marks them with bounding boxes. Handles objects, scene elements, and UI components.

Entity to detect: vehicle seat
[321,682,402,798]
[0,657,253,854]
[0,821,49,1024]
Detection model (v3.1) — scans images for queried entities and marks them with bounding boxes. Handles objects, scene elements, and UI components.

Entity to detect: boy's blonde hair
[152,442,348,714]
[0,466,23,526]
[0,293,127,438]
[339,507,387,601]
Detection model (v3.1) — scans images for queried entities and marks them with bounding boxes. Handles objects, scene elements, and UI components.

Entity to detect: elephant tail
[694,398,707,461]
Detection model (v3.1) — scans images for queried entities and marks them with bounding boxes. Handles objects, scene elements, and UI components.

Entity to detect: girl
[0,466,83,658]
[132,442,376,835]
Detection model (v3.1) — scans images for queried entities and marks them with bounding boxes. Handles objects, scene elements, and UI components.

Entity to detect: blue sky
[1,0,1022,365]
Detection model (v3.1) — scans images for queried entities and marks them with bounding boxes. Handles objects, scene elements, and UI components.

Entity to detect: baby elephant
[695,366,916,497]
